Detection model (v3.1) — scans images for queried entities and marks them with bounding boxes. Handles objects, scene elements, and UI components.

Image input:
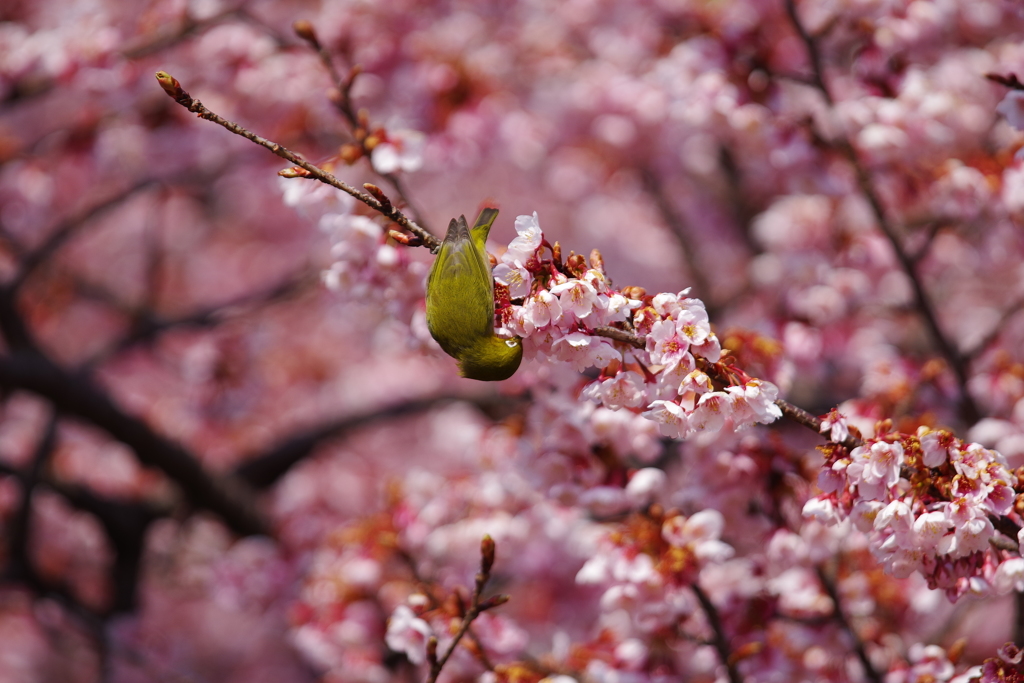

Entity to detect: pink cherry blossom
[370,129,426,174]
[493,260,533,299]
[646,319,693,369]
[847,441,905,500]
[385,605,433,665]
[8,2,1024,681]
[550,279,600,320]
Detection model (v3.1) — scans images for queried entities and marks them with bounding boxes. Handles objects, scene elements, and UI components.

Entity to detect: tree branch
[640,167,715,310]
[4,408,59,585]
[86,268,318,368]
[0,352,267,537]
[235,392,522,488]
[154,72,439,250]
[426,536,507,683]
[783,0,833,105]
[782,0,981,426]
[8,179,158,294]
[816,564,882,683]
[692,582,742,683]
[292,21,432,234]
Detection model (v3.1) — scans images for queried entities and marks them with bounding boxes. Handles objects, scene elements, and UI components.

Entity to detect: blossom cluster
[494,212,782,437]
[804,425,1024,600]
[8,0,1024,680]
[535,508,735,679]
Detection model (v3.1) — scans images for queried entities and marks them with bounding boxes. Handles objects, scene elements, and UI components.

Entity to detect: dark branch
[236,393,520,488]
[783,0,833,105]
[590,326,863,448]
[692,582,742,683]
[426,536,506,683]
[155,72,439,250]
[0,352,267,537]
[4,408,59,585]
[640,168,715,310]
[292,20,432,234]
[9,180,157,293]
[816,565,882,683]
[88,268,318,367]
[782,0,980,426]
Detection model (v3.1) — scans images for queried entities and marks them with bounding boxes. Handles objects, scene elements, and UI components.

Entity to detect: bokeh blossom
[4,1,1024,682]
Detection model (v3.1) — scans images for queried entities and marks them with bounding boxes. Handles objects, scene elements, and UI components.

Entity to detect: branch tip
[480,534,496,575]
[278,166,313,178]
[154,71,189,105]
[478,594,510,611]
[293,20,319,47]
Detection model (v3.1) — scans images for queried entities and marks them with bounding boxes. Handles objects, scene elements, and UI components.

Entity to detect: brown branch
[0,274,265,536]
[986,73,1024,91]
[640,168,714,308]
[235,395,462,488]
[963,294,1024,362]
[783,0,833,105]
[292,21,432,234]
[0,351,267,537]
[846,150,979,424]
[426,536,507,683]
[691,582,742,683]
[1016,592,1024,648]
[717,145,762,256]
[4,408,59,586]
[906,219,948,266]
[0,458,167,615]
[816,565,882,683]
[782,0,980,426]
[235,392,523,488]
[8,179,158,293]
[0,413,110,668]
[154,71,439,250]
[591,326,645,349]
[85,267,318,368]
[121,4,252,59]
[51,480,167,615]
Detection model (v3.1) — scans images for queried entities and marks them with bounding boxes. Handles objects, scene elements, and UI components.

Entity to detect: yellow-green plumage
[425,208,523,381]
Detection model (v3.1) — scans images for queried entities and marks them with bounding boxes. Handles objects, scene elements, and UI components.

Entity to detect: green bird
[425,208,523,381]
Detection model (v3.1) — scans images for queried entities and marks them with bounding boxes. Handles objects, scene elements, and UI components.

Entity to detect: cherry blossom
[5,1,1024,682]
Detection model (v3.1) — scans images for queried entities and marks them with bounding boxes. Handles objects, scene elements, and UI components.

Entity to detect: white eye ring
[505,339,518,348]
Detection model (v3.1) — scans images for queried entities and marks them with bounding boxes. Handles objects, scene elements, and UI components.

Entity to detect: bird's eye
[505,339,518,348]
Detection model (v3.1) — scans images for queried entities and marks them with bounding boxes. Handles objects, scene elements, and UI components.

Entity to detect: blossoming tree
[3,0,1024,682]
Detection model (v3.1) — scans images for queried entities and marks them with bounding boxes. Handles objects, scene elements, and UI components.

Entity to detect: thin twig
[121,4,252,59]
[154,72,439,250]
[845,147,979,424]
[291,21,432,233]
[85,268,318,368]
[717,145,762,255]
[906,219,947,265]
[1015,592,1024,648]
[640,167,714,309]
[783,0,833,105]
[0,457,169,615]
[426,536,508,683]
[816,565,882,683]
[962,294,1024,362]
[54,482,167,614]
[691,582,742,683]
[782,0,980,425]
